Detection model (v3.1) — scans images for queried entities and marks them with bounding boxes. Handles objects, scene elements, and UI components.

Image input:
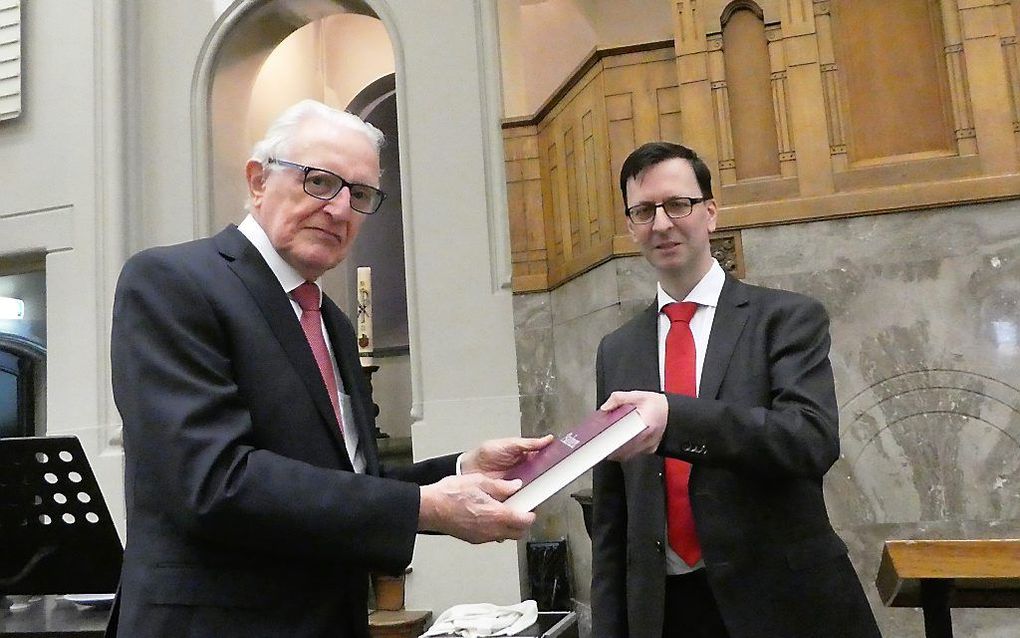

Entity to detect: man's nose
[323,187,354,218]
[650,205,673,231]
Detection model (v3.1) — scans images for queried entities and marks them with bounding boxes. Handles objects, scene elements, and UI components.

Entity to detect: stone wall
[513,200,1020,637]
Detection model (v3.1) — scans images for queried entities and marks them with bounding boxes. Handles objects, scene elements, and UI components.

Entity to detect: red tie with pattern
[662,301,701,565]
[292,282,343,435]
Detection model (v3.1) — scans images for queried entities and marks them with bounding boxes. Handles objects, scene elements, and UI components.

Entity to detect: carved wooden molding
[721,0,765,27]
[502,40,675,130]
[1002,36,1020,135]
[710,232,745,279]
[938,0,976,158]
[503,0,1020,293]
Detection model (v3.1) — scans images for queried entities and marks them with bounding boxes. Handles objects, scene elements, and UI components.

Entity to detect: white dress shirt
[238,214,366,473]
[656,259,725,574]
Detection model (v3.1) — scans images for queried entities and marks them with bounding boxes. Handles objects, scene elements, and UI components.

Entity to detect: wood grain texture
[877,539,1020,608]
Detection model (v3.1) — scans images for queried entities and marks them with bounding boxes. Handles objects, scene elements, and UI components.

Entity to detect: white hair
[245,99,385,211]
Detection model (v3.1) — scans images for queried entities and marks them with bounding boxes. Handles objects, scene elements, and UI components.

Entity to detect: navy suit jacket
[109,226,456,637]
[591,274,880,638]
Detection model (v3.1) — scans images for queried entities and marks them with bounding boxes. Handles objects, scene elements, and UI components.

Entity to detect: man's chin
[291,252,346,280]
[646,251,686,270]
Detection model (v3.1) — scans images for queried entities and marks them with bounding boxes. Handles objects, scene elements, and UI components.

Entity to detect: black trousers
[662,570,730,638]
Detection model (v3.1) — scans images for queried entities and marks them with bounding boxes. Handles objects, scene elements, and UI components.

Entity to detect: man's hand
[601,390,669,461]
[418,474,535,544]
[460,435,555,477]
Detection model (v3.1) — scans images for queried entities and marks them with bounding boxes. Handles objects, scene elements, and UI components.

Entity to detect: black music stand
[0,436,122,599]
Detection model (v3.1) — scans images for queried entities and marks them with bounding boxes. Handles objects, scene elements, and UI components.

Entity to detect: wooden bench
[876,538,1020,638]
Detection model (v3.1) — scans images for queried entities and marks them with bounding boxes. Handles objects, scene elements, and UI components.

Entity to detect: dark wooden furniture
[876,538,1020,638]
[0,595,109,637]
[569,489,592,538]
[368,609,430,638]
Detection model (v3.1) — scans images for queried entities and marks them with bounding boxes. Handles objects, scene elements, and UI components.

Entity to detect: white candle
[356,266,374,366]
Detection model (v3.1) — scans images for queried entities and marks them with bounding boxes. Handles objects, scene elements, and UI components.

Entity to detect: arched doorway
[199,2,413,439]
[346,73,407,353]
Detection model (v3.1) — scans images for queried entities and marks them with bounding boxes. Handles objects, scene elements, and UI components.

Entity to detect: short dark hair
[619,142,713,208]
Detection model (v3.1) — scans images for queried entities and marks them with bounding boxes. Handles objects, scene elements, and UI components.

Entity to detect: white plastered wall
[1,0,525,617]
[0,1,128,537]
[497,0,673,118]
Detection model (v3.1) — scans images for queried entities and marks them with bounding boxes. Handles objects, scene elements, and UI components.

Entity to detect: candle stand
[360,362,387,439]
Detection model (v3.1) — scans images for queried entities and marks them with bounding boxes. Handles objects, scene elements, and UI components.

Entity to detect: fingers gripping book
[502,405,647,513]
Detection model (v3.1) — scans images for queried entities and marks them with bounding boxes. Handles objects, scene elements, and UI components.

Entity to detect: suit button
[655,540,664,552]
[658,471,664,480]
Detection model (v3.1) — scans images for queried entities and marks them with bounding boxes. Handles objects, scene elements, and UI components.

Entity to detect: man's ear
[245,160,267,208]
[705,198,718,233]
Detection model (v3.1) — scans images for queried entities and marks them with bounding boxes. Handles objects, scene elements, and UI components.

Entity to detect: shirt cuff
[455,453,465,475]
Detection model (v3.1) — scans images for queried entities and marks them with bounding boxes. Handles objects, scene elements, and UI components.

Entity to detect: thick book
[502,405,647,513]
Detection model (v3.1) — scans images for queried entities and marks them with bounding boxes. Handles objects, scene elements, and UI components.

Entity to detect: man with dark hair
[591,141,880,637]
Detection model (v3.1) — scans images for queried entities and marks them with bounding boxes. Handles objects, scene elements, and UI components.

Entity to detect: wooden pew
[876,538,1020,638]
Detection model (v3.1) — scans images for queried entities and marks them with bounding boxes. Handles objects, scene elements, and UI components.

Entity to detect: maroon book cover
[504,405,638,486]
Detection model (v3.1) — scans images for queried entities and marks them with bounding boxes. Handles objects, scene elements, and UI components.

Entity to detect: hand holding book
[459,434,556,478]
[418,473,534,543]
[600,390,668,461]
[499,405,648,513]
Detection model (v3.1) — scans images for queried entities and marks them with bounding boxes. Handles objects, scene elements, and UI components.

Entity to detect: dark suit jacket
[591,274,880,638]
[108,226,457,638]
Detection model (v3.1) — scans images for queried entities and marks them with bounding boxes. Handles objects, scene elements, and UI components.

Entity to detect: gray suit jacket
[109,226,456,637]
[591,274,880,638]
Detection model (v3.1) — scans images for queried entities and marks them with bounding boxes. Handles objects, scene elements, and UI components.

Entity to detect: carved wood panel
[830,0,954,163]
[503,126,547,292]
[536,65,615,287]
[603,48,685,239]
[503,1,1020,291]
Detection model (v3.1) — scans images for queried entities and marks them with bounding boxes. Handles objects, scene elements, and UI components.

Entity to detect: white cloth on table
[420,600,539,638]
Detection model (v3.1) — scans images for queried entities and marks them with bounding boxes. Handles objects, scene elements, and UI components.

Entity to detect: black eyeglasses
[267,158,387,214]
[625,196,706,224]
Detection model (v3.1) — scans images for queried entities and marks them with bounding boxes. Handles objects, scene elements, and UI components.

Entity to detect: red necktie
[292,282,343,434]
[662,301,701,565]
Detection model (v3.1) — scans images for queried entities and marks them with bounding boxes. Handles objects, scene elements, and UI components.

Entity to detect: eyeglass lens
[629,198,693,223]
[303,169,383,213]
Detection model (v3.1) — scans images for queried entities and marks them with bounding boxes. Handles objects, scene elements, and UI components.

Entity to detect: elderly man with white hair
[108,100,549,638]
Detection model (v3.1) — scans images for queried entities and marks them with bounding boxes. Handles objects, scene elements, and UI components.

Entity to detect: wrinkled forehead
[284,119,381,170]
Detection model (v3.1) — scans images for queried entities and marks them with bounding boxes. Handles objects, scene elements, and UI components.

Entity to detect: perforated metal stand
[0,436,122,597]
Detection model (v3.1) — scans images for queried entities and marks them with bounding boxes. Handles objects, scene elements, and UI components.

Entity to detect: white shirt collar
[656,259,726,311]
[237,214,319,299]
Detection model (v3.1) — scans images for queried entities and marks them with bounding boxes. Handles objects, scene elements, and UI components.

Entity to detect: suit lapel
[699,274,750,400]
[321,299,381,476]
[629,302,662,392]
[628,302,666,480]
[213,227,351,461]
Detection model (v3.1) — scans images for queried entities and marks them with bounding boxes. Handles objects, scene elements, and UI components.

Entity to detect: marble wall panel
[549,257,619,326]
[614,253,657,305]
[543,302,625,607]
[516,328,556,418]
[514,264,628,618]
[549,305,623,422]
[514,292,555,440]
[743,201,1020,637]
[513,289,552,331]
